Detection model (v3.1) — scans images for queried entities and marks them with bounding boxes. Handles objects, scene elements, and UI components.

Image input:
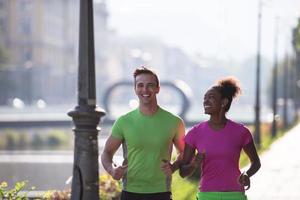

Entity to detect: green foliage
[0,43,9,69]
[17,133,30,150]
[2,129,20,150]
[0,181,29,200]
[293,18,300,52]
[0,129,72,150]
[46,130,69,148]
[172,172,198,200]
[0,25,9,69]
[31,134,44,149]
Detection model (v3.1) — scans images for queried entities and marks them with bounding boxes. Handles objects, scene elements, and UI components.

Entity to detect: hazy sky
[106,0,300,61]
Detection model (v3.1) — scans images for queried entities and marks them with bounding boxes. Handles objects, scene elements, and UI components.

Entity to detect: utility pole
[283,52,289,129]
[68,0,105,199]
[254,0,262,147]
[271,17,279,138]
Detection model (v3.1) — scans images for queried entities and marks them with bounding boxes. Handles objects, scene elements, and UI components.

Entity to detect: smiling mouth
[204,105,211,109]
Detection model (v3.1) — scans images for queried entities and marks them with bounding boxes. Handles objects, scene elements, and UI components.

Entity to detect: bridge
[0,80,257,129]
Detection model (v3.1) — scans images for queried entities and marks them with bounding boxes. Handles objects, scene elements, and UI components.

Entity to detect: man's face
[134,73,160,105]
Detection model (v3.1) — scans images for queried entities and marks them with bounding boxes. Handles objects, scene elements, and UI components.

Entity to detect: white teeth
[142,94,150,97]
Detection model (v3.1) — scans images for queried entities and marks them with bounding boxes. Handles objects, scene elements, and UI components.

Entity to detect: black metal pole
[254,0,262,148]
[271,17,279,138]
[68,0,105,199]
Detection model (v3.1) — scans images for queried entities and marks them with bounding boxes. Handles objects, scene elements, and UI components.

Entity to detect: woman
[180,77,261,200]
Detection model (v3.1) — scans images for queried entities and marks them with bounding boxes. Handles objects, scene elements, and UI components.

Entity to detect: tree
[292,18,300,52]
[0,27,9,69]
[291,18,300,110]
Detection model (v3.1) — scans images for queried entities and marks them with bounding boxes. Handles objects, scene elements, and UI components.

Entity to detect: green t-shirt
[111,107,183,193]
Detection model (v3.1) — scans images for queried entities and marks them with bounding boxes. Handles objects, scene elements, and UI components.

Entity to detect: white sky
[106,0,300,61]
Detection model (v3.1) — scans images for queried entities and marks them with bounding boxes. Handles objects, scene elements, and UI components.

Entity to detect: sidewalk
[246,123,300,200]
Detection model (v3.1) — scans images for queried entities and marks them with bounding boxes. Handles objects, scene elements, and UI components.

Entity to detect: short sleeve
[184,126,197,148]
[242,126,253,147]
[174,118,185,140]
[111,117,124,140]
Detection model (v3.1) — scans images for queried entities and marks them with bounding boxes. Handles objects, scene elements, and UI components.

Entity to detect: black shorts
[120,190,172,200]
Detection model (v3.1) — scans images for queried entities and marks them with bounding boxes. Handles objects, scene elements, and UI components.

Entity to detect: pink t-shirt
[184,119,253,192]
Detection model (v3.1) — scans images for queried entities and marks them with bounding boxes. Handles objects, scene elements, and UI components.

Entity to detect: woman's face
[203,88,222,115]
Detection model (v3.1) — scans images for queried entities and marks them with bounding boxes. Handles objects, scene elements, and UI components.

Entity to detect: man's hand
[182,151,205,169]
[111,163,128,180]
[194,149,206,164]
[160,159,174,176]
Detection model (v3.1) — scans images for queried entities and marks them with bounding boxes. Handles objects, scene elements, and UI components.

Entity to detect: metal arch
[102,80,192,121]
[102,80,133,115]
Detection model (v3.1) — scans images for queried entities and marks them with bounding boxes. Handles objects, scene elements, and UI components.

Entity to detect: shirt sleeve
[242,126,253,147]
[172,118,185,152]
[184,126,197,148]
[174,118,185,139]
[111,116,124,140]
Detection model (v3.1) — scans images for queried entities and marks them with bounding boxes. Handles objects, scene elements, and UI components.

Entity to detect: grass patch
[172,171,198,200]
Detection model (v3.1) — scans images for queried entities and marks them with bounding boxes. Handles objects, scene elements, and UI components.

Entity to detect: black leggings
[120,190,172,200]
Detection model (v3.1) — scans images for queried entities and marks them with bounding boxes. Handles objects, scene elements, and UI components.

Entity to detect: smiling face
[134,73,160,106]
[203,88,222,115]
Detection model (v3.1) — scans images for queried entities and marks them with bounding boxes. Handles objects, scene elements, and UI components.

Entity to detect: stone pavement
[245,123,300,200]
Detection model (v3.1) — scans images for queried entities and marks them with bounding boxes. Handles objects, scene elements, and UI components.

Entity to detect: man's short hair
[133,66,159,87]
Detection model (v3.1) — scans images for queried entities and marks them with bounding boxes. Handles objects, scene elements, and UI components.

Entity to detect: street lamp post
[254,0,262,147]
[68,0,105,199]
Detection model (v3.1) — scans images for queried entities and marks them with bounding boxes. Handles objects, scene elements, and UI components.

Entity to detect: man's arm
[171,119,185,171]
[101,135,127,180]
[161,119,185,176]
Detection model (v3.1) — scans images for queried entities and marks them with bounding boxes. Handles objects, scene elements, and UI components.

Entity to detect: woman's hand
[238,172,250,190]
[179,149,205,177]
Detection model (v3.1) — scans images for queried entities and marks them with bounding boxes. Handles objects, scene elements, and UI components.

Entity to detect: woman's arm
[243,140,261,177]
[179,144,204,178]
[239,140,261,189]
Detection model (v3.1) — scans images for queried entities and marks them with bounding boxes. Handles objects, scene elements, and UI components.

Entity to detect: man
[101,66,185,200]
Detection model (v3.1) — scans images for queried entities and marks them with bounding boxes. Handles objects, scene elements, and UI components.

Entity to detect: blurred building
[0,0,109,105]
[0,0,264,122]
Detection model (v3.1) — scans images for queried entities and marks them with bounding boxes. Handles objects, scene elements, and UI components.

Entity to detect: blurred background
[0,0,300,194]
